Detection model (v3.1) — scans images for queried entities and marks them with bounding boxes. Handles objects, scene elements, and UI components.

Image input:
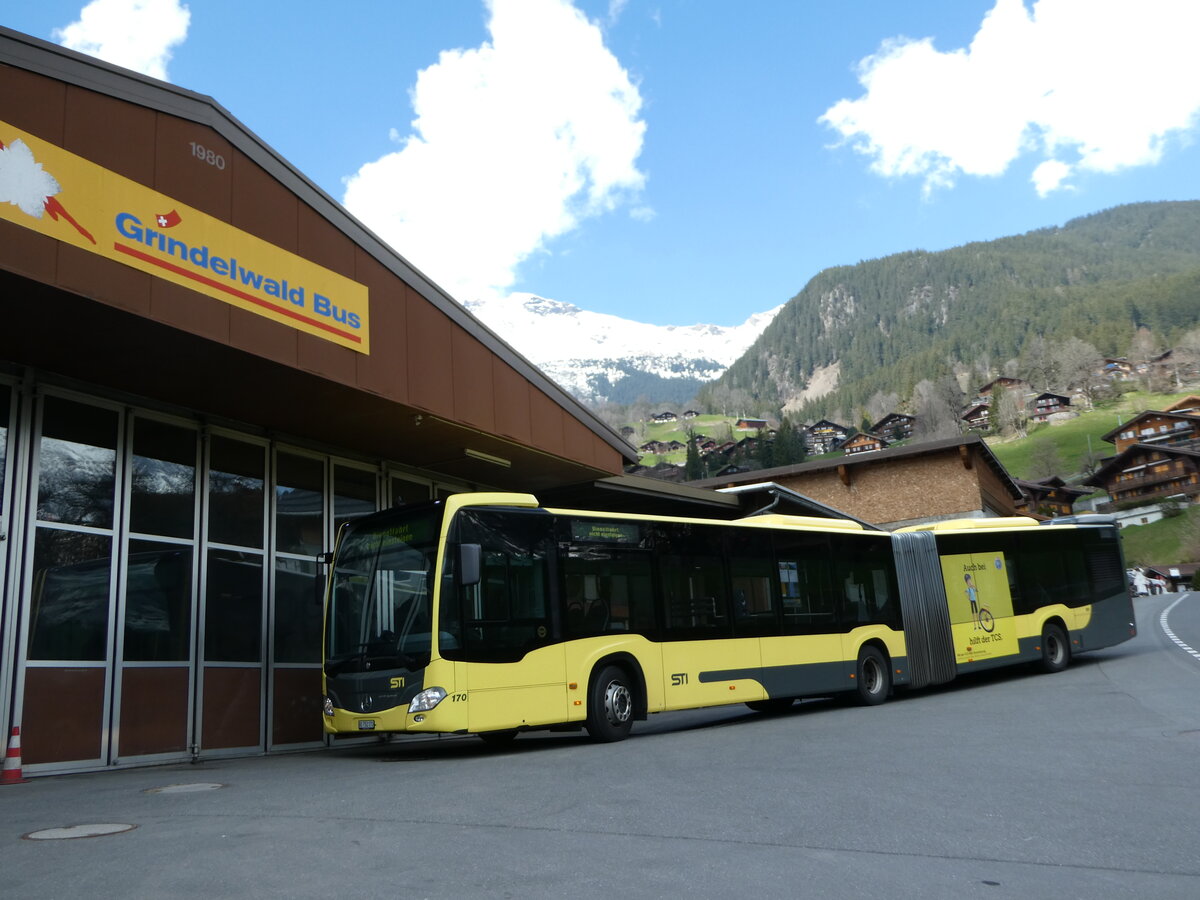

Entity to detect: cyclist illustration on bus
[964,572,995,632]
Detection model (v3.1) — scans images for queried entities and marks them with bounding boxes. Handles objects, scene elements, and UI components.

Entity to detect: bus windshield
[323,504,443,678]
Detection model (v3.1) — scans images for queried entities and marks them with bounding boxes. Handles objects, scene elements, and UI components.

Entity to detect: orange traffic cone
[1,726,27,784]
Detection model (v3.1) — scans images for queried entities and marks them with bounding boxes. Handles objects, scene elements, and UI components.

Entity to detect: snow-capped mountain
[465,293,781,405]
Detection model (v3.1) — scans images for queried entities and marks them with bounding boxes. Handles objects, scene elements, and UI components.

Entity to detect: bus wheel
[746,698,794,713]
[478,730,518,747]
[855,646,890,706]
[586,665,634,742]
[1038,623,1070,673]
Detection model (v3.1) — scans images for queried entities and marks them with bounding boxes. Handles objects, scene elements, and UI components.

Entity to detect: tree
[684,428,704,481]
[865,390,900,425]
[912,377,964,440]
[756,428,776,469]
[1028,439,1065,479]
[772,417,806,466]
[1170,327,1200,388]
[1021,335,1058,391]
[1130,327,1163,391]
[1055,336,1104,408]
[993,385,1027,438]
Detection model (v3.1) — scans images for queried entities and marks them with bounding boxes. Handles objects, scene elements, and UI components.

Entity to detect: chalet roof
[1099,410,1200,443]
[870,412,914,430]
[1083,442,1200,486]
[978,377,1028,393]
[961,403,990,417]
[1033,391,1070,402]
[1164,395,1200,413]
[1013,477,1091,499]
[689,433,1023,501]
[809,419,849,432]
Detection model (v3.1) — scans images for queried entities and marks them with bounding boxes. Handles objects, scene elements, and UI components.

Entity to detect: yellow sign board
[940,551,1019,664]
[0,119,369,353]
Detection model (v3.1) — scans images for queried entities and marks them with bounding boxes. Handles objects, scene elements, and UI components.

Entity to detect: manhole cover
[144,782,225,794]
[24,823,137,840]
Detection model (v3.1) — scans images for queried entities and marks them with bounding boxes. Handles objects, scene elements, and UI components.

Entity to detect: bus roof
[895,516,1040,533]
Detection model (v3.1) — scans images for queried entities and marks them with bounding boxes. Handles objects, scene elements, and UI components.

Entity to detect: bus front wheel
[1038,623,1071,673]
[586,665,634,742]
[855,646,890,706]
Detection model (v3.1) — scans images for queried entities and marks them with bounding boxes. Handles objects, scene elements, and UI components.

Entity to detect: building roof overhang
[0,27,637,468]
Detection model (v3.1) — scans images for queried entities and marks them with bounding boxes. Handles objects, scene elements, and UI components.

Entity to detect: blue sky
[6,1,1200,326]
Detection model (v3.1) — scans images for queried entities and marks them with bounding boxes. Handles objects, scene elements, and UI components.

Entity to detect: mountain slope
[465,293,781,404]
[708,200,1200,418]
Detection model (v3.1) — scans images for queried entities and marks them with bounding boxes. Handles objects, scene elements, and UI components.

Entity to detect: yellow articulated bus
[321,492,1136,744]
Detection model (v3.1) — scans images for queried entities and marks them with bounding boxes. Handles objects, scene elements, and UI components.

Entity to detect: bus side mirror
[459,543,481,587]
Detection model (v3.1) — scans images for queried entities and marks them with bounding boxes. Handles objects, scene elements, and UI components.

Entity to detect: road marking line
[1159,595,1200,663]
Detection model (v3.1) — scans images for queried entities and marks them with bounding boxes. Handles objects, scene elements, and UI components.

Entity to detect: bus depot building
[0,28,642,776]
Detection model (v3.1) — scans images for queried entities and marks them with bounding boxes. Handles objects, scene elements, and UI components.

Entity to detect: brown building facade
[690,435,1023,529]
[0,29,637,775]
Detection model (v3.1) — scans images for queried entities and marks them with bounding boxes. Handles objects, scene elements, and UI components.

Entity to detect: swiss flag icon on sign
[156,210,182,228]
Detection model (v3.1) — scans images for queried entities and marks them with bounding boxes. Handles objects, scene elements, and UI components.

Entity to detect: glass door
[269,449,329,748]
[198,433,268,754]
[0,383,18,746]
[113,415,199,763]
[20,395,123,771]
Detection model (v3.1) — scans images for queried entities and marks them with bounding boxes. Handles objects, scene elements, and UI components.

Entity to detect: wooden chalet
[806,419,850,454]
[961,403,991,430]
[977,377,1028,398]
[1030,392,1070,423]
[1103,410,1200,455]
[1084,444,1200,512]
[870,413,915,443]
[842,432,889,455]
[734,417,769,430]
[1013,476,1090,518]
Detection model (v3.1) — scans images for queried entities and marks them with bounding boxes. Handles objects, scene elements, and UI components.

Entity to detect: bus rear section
[893,515,1136,683]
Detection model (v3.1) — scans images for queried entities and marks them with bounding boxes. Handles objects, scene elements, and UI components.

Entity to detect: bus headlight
[322,697,334,717]
[408,687,447,713]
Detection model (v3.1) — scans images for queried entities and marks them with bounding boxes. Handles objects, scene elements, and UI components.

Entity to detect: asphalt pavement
[3,592,1199,899]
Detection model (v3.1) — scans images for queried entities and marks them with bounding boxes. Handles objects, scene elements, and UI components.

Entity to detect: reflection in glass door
[200,434,267,753]
[270,449,327,747]
[115,416,199,763]
[21,396,122,769]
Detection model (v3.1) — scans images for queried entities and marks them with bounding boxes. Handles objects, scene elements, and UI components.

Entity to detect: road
[3,593,1199,899]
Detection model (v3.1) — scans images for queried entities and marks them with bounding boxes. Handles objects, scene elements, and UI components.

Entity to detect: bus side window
[836,536,900,629]
[727,529,779,637]
[657,522,729,639]
[775,532,836,634]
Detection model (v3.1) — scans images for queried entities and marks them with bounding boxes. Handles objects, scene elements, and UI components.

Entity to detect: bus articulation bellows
[321,493,1136,744]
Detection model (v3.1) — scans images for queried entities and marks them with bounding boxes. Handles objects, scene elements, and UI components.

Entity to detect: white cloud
[342,0,647,303]
[53,0,190,82]
[820,0,1200,196]
[1031,159,1072,197]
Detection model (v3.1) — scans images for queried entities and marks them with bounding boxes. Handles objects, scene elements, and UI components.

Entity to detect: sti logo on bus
[389,676,406,689]
[671,673,688,686]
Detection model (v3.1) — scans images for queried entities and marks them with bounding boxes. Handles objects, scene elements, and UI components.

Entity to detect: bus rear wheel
[855,646,890,706]
[586,665,634,742]
[1038,622,1070,673]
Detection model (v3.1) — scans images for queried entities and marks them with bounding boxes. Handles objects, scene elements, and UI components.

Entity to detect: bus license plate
[358,719,376,730]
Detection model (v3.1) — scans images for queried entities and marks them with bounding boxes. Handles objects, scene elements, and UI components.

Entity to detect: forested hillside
[702,201,1200,420]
